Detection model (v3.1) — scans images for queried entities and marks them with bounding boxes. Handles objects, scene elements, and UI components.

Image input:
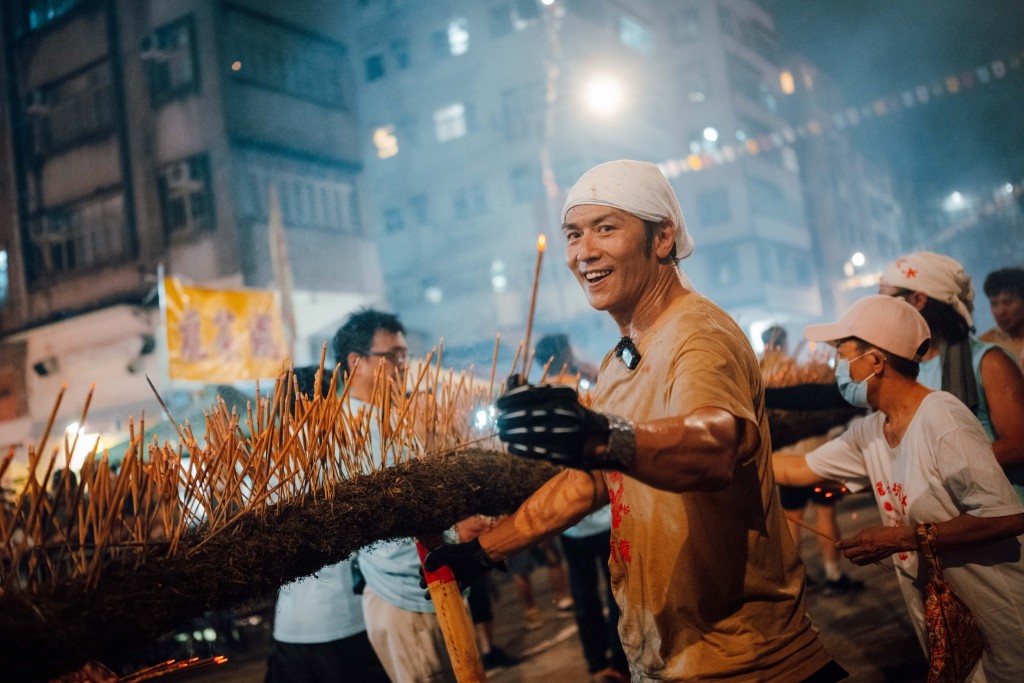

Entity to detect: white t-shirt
[806,391,1024,683]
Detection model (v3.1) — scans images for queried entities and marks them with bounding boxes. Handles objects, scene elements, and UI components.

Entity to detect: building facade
[0,0,384,448]
[344,0,825,361]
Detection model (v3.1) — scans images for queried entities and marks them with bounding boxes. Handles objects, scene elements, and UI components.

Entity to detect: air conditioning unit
[24,89,52,115]
[165,161,202,193]
[139,32,170,61]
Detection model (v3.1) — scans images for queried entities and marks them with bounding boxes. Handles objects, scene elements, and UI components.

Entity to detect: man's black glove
[495,383,635,470]
[421,538,505,592]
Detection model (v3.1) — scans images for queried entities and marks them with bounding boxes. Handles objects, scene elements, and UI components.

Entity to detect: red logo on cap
[903,267,917,278]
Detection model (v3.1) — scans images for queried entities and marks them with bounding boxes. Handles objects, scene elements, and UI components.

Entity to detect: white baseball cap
[804,295,931,361]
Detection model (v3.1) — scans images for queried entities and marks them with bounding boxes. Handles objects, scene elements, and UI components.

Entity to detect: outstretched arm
[479,468,607,560]
[423,468,606,585]
[839,512,1024,565]
[495,384,752,493]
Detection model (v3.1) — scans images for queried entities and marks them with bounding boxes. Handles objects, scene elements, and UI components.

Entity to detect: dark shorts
[506,538,564,577]
[265,631,389,683]
[779,484,837,510]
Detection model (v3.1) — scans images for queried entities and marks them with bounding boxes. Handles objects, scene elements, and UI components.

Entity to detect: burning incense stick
[520,233,546,379]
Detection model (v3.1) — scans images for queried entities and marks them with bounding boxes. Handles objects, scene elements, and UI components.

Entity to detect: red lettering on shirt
[606,472,631,530]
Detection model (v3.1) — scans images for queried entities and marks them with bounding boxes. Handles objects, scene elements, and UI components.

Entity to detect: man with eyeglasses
[425,160,843,682]
[330,309,457,683]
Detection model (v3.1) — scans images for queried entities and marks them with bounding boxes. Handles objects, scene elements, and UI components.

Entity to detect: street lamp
[851,252,866,267]
[584,75,624,117]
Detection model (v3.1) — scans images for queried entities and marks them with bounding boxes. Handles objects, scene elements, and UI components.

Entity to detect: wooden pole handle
[416,535,487,682]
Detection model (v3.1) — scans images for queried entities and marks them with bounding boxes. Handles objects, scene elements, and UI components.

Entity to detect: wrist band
[602,414,637,470]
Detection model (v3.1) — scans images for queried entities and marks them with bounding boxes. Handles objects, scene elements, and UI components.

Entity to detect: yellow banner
[164,278,288,382]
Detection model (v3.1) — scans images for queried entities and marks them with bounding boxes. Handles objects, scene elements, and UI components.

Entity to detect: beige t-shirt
[594,292,831,682]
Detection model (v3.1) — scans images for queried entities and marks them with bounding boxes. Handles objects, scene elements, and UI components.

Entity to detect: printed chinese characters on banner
[163,277,288,381]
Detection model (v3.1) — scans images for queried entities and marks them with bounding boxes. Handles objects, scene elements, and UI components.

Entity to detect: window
[238,160,362,234]
[619,16,654,55]
[500,83,543,141]
[227,10,346,109]
[727,55,776,112]
[365,54,385,82]
[448,18,470,55]
[434,103,467,142]
[372,125,398,158]
[489,5,512,38]
[27,191,129,279]
[742,19,780,65]
[453,188,471,220]
[510,165,540,203]
[747,177,801,224]
[409,194,430,225]
[26,64,115,156]
[14,0,82,34]
[390,39,410,70]
[144,15,200,106]
[452,184,488,220]
[158,154,214,236]
[760,244,813,286]
[383,207,404,234]
[680,61,710,103]
[697,189,730,226]
[703,245,742,287]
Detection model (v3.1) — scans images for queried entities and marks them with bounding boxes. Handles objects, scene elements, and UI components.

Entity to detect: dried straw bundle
[760,347,863,448]
[0,346,559,681]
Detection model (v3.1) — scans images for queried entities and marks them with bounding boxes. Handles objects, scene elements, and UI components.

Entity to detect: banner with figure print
[163,277,288,381]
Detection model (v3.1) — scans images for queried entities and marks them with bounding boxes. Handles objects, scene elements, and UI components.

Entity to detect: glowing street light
[584,75,625,117]
[942,190,966,212]
[851,252,866,267]
[703,127,719,143]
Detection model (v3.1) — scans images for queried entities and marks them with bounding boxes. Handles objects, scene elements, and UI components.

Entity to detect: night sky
[766,0,1024,202]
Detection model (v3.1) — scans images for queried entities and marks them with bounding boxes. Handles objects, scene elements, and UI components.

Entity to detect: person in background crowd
[426,160,843,681]
[775,294,1024,683]
[265,364,389,683]
[759,327,864,596]
[980,267,1024,368]
[879,251,1024,502]
[335,309,457,683]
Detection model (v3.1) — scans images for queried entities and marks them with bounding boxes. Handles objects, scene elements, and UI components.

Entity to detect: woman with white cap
[775,295,1024,683]
[879,251,1024,502]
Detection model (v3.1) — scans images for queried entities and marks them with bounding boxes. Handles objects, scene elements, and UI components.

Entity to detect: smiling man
[426,160,842,682]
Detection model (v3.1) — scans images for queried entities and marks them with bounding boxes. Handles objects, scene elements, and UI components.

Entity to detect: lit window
[448,18,470,55]
[619,16,653,55]
[434,103,467,142]
[779,70,795,95]
[373,125,398,158]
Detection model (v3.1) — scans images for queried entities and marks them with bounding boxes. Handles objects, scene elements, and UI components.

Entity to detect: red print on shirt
[875,480,910,560]
[606,472,631,529]
[606,472,632,564]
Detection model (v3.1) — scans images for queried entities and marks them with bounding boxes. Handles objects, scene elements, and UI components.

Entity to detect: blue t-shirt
[273,559,365,643]
[350,398,437,614]
[562,505,612,539]
[918,337,1024,502]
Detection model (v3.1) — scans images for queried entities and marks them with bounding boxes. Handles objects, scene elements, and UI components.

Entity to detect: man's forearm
[479,469,607,560]
[628,408,746,493]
